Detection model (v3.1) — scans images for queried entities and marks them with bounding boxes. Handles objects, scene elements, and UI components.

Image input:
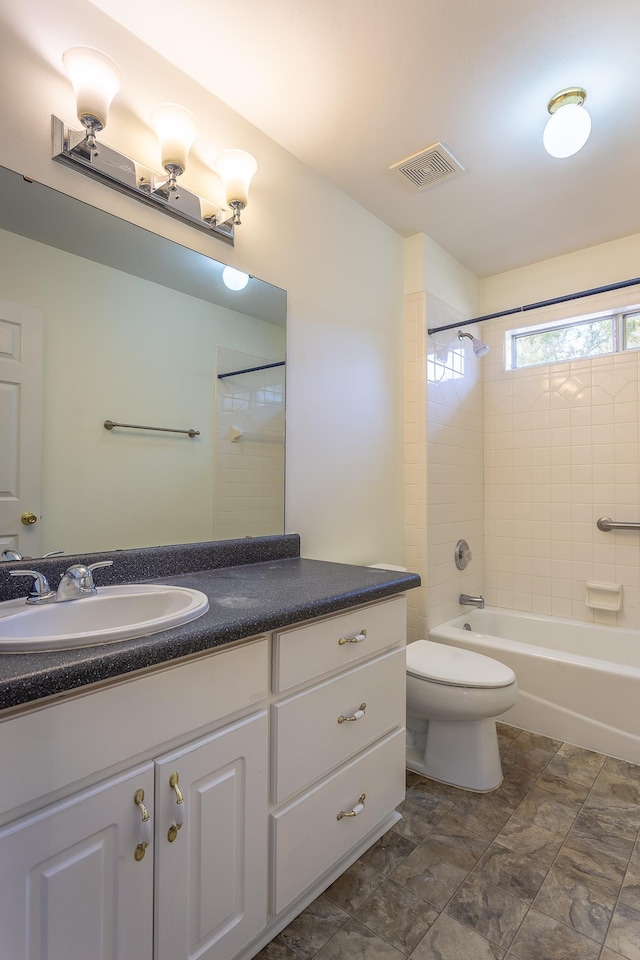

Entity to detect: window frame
[506,306,640,370]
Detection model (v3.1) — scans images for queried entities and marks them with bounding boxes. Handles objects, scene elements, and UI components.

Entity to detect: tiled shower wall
[214,347,285,540]
[404,292,484,639]
[482,292,640,628]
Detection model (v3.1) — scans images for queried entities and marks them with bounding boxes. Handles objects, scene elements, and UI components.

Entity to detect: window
[507,307,640,369]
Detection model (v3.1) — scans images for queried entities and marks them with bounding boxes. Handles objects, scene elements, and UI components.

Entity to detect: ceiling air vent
[389,142,465,191]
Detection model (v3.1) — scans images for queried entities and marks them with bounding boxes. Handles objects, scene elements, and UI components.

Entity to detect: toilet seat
[406,639,515,689]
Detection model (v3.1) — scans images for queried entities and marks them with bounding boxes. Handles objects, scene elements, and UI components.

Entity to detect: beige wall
[1,0,405,565]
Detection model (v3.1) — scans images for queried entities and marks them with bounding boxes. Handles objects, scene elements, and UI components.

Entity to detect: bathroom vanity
[0,536,419,960]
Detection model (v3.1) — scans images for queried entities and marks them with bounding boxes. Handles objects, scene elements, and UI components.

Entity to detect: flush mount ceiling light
[52,46,258,245]
[543,87,591,159]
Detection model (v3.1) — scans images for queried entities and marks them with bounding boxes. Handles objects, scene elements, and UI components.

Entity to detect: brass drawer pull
[338,703,367,724]
[338,629,367,646]
[337,794,366,820]
[134,788,152,861]
[167,771,184,843]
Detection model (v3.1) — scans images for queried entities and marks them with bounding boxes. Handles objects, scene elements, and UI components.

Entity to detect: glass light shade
[543,103,591,158]
[213,149,258,207]
[151,103,198,173]
[63,46,122,129]
[222,266,250,291]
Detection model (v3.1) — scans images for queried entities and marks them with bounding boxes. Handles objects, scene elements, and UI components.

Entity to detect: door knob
[21,512,38,525]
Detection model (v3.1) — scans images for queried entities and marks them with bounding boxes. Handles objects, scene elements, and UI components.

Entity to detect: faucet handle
[87,561,113,575]
[9,569,56,604]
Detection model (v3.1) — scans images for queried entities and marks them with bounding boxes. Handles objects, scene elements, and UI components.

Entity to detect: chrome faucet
[9,560,113,604]
[459,593,485,609]
[56,561,113,601]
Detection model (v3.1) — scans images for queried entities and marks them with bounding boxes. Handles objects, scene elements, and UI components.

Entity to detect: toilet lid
[406,639,516,688]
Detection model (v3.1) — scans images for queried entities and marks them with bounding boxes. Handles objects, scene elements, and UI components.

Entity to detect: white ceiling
[62,1,640,276]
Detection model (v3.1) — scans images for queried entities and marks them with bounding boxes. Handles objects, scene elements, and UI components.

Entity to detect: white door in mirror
[0,584,209,651]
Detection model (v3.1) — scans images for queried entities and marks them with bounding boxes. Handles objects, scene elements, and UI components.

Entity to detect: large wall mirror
[0,165,286,557]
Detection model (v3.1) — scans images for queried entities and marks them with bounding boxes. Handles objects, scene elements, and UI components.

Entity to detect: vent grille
[390,143,465,191]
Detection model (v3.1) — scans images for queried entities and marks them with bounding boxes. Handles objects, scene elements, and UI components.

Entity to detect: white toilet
[406,639,518,792]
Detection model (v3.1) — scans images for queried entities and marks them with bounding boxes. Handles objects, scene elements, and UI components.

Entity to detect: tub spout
[459,593,485,609]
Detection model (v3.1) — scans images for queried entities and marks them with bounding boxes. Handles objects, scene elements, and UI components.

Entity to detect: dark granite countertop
[0,537,420,712]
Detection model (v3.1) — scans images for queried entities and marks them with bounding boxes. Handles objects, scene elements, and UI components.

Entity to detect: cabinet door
[0,762,154,960]
[154,711,268,960]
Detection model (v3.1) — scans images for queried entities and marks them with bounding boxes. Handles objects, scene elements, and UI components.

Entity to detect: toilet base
[406,719,503,792]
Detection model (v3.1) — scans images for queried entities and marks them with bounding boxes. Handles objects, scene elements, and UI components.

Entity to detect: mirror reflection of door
[0,300,43,557]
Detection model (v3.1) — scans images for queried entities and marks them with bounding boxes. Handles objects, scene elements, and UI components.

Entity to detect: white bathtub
[428,607,640,764]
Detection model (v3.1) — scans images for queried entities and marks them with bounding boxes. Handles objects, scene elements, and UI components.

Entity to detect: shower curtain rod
[217,360,285,380]
[427,275,640,336]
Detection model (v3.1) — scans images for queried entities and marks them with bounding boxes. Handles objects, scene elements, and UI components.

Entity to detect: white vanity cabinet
[268,595,407,919]
[0,761,156,960]
[0,592,408,960]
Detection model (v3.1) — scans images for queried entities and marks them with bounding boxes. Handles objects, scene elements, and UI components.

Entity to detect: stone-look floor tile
[254,939,300,960]
[393,800,445,843]
[420,816,491,870]
[605,902,640,960]
[443,792,515,840]
[487,776,530,811]
[554,835,626,899]
[313,918,406,960]
[324,861,385,914]
[354,879,439,954]
[510,730,563,754]
[405,778,463,812]
[621,843,640,910]
[496,722,522,745]
[581,790,640,833]
[512,785,581,834]
[508,908,601,960]
[410,913,505,959]
[473,842,548,903]
[533,865,616,943]
[544,743,605,787]
[568,811,637,864]
[500,752,550,787]
[445,874,528,949]
[361,829,417,876]
[390,845,468,909]
[600,950,627,960]
[603,757,640,786]
[495,816,565,867]
[535,770,591,802]
[407,771,423,790]
[276,895,349,960]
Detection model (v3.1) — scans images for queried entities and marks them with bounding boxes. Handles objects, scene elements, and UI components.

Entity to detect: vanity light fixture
[222,266,250,291]
[543,87,591,159]
[52,46,258,245]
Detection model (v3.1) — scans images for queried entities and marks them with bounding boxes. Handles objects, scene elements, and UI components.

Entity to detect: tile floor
[257,724,640,960]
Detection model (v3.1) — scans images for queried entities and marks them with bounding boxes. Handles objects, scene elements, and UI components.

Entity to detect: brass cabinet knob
[21,512,38,525]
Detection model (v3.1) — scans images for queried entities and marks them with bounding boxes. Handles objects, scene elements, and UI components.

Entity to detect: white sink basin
[0,584,209,652]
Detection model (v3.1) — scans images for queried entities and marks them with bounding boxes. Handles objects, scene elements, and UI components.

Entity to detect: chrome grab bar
[104,420,200,438]
[597,517,640,532]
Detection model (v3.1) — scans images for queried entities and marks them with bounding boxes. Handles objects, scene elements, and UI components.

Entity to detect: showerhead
[458,330,489,357]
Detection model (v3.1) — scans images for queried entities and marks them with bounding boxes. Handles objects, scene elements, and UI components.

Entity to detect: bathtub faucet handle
[459,593,485,609]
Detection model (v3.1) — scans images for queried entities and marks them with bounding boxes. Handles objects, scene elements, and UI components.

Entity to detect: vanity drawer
[272,596,406,692]
[270,727,405,915]
[271,647,405,803]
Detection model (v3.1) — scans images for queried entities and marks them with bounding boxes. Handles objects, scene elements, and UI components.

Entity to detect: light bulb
[213,149,257,207]
[222,266,250,291]
[151,103,198,174]
[63,46,122,131]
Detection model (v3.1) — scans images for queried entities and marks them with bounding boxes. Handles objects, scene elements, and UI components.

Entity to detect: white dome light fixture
[222,266,250,291]
[543,87,591,159]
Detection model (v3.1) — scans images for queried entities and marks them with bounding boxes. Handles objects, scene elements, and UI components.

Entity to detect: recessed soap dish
[585,581,622,612]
